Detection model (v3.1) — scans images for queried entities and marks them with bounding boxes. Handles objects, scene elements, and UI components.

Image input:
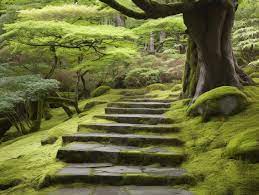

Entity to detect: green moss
[250,72,259,78]
[187,86,249,118]
[253,77,259,85]
[171,84,182,92]
[146,83,168,91]
[1,86,258,194]
[189,86,248,110]
[166,86,259,195]
[0,89,121,194]
[225,128,259,162]
[91,85,111,97]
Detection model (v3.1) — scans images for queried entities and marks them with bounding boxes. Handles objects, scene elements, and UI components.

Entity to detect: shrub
[91,85,111,97]
[146,83,167,91]
[124,68,161,88]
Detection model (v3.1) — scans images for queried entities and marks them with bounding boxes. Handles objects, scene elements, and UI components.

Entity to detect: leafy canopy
[133,16,185,35]
[18,4,113,22]
[1,20,137,45]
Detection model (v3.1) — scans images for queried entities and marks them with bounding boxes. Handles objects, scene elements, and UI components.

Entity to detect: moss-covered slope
[166,86,259,194]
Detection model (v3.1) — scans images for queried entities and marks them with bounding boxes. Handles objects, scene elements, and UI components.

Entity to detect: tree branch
[100,0,230,19]
[99,0,147,19]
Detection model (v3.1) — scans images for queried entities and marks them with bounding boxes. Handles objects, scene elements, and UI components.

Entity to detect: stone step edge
[78,123,180,134]
[42,165,194,187]
[57,146,185,166]
[62,133,184,146]
[94,114,174,124]
[49,186,192,195]
[105,107,169,114]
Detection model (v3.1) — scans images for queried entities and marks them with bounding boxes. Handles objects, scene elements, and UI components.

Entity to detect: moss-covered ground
[0,86,258,194]
[166,86,259,195]
[0,90,121,194]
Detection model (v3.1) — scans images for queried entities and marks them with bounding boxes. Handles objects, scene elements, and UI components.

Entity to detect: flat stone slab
[62,133,183,146]
[120,99,176,103]
[57,143,184,166]
[95,114,174,124]
[79,123,180,134]
[50,186,192,195]
[105,107,169,115]
[50,164,192,186]
[107,102,171,109]
[121,94,158,98]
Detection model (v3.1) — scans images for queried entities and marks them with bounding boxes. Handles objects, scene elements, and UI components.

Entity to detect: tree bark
[45,46,58,79]
[80,72,90,98]
[182,1,253,99]
[114,15,126,27]
[149,32,155,54]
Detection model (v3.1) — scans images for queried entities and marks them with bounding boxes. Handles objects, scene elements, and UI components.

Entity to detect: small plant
[124,68,161,88]
[91,86,111,97]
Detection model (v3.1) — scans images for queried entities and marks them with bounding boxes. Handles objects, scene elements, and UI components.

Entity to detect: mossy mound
[41,136,58,146]
[250,72,259,78]
[225,128,259,163]
[253,77,259,85]
[91,86,111,97]
[187,86,249,119]
[146,83,167,91]
[171,84,182,92]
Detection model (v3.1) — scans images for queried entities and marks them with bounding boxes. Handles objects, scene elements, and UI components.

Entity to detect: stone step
[57,143,185,166]
[120,98,176,103]
[95,114,173,124]
[105,107,169,115]
[107,102,171,109]
[50,186,192,195]
[121,94,158,98]
[51,164,193,186]
[62,133,183,146]
[78,123,180,134]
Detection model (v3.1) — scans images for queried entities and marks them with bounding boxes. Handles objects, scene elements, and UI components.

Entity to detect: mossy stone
[41,136,58,146]
[187,86,249,119]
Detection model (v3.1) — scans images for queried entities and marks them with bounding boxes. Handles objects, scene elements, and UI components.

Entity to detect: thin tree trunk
[30,99,43,132]
[75,71,80,104]
[45,46,58,79]
[159,31,166,44]
[80,70,90,98]
[114,15,126,27]
[149,32,155,54]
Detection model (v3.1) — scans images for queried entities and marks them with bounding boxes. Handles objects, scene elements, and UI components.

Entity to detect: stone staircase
[50,93,193,195]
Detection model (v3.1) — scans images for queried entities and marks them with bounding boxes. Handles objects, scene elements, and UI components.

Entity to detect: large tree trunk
[182,1,253,99]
